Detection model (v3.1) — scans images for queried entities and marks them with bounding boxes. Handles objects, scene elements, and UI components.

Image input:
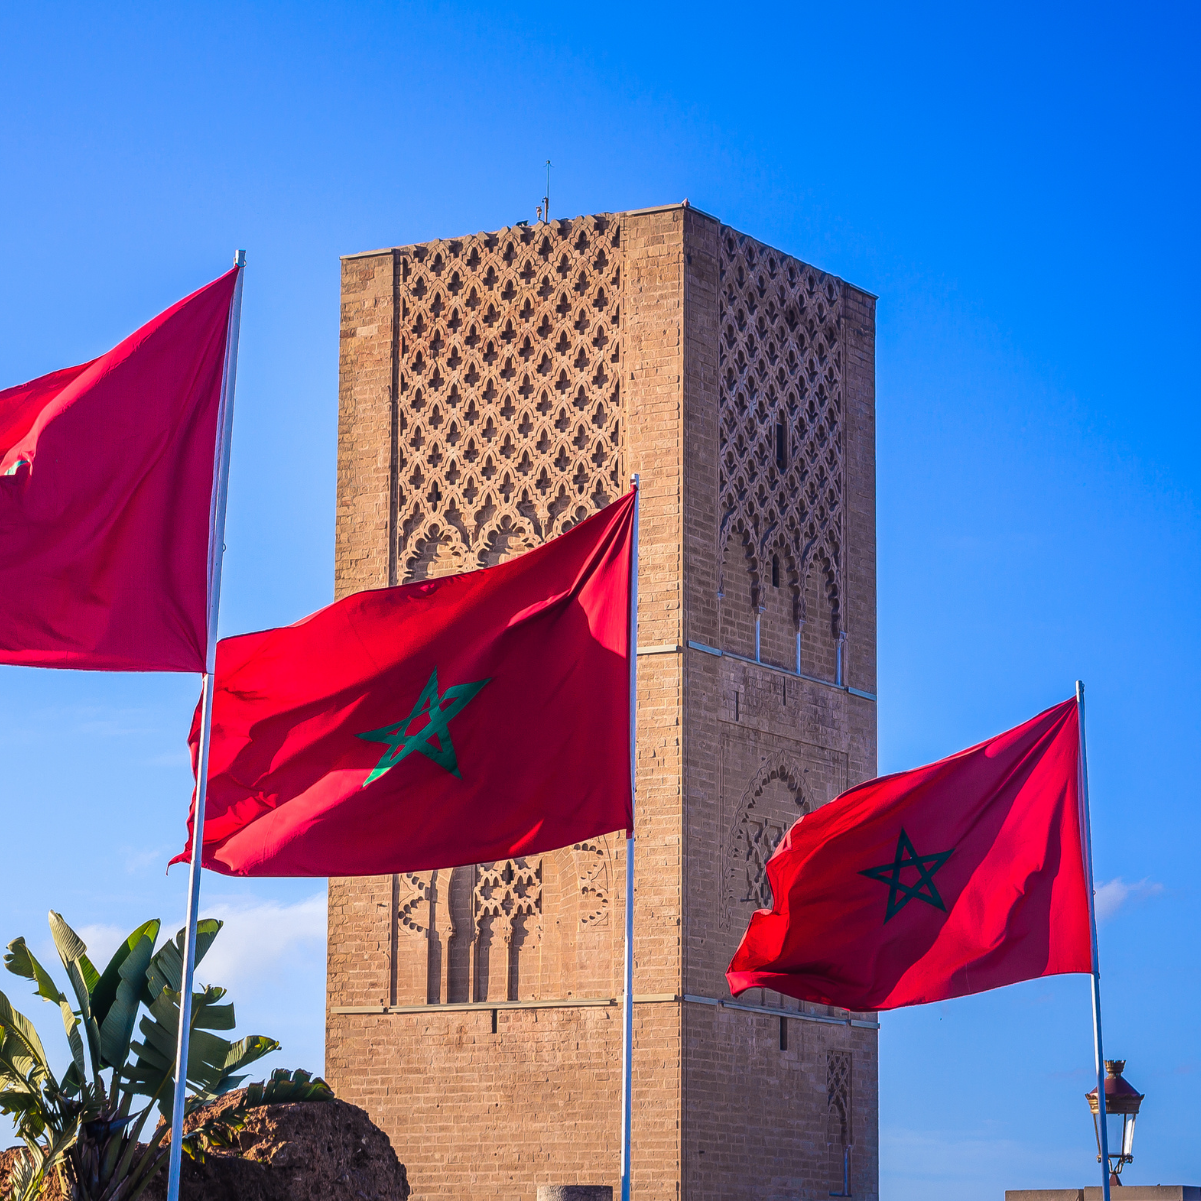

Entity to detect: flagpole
[1076,680,1111,1201]
[620,474,639,1201]
[166,251,245,1201]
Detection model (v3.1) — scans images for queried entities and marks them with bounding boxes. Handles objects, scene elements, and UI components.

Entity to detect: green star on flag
[358,668,490,786]
[859,828,953,923]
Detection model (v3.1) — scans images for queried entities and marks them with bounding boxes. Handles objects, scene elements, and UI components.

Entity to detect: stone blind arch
[721,756,810,930]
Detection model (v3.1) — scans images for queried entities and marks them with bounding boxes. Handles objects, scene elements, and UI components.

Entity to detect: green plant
[245,1067,332,1107]
[0,912,278,1201]
[180,1069,335,1164]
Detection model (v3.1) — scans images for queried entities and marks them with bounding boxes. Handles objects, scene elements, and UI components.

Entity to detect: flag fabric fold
[726,699,1093,1010]
[172,489,637,877]
[0,268,239,672]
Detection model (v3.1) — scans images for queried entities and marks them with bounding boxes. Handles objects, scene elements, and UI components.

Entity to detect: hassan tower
[326,202,879,1201]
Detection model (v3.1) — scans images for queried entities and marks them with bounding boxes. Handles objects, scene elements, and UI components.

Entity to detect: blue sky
[0,2,1197,1196]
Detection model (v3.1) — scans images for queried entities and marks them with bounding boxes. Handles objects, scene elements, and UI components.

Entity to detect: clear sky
[0,2,1197,1196]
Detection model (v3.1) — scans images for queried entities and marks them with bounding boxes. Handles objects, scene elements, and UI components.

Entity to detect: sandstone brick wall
[329,203,878,1201]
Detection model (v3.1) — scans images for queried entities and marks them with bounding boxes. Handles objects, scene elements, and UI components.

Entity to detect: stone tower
[327,203,879,1201]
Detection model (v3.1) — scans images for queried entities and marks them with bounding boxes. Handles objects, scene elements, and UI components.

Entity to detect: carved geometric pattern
[741,820,786,910]
[722,757,808,930]
[397,217,625,581]
[571,839,612,927]
[827,1050,852,1147]
[718,227,845,632]
[473,858,543,946]
[397,872,431,936]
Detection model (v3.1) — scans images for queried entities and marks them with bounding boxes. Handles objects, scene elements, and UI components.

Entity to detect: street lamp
[1086,1060,1145,1186]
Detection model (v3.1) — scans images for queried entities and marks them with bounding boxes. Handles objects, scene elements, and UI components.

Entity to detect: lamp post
[1087,1060,1144,1186]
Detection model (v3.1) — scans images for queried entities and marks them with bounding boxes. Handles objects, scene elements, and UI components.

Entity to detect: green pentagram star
[859,828,954,923]
[357,668,490,786]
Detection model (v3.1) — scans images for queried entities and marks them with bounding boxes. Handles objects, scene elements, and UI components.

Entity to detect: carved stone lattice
[473,858,543,946]
[717,227,845,632]
[827,1050,852,1147]
[571,839,612,927]
[397,217,625,582]
[722,758,808,930]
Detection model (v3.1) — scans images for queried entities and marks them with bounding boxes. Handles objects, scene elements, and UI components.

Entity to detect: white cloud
[1094,876,1163,921]
[75,922,128,965]
[78,894,326,994]
[193,894,327,997]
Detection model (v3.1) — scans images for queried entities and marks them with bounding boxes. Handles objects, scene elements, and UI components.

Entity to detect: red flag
[171,490,636,876]
[726,700,1094,1010]
[0,268,239,672]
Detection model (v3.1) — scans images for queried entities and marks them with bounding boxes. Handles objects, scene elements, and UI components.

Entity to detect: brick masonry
[329,204,878,1200]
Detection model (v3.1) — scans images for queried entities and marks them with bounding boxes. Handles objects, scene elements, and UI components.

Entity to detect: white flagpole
[620,474,639,1201]
[166,251,246,1201]
[1076,680,1111,1201]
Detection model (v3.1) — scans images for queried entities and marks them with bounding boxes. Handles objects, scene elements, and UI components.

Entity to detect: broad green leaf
[48,912,89,980]
[99,926,157,1068]
[57,999,87,1086]
[244,1067,333,1107]
[78,952,100,997]
[193,1000,235,1031]
[0,990,50,1082]
[5,1142,44,1201]
[92,919,159,1028]
[214,1035,278,1094]
[59,1060,81,1097]
[142,919,222,1004]
[4,939,65,1005]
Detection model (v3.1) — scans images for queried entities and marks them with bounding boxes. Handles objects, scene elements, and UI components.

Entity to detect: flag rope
[620,474,639,1201]
[166,251,245,1201]
[1077,680,1112,1201]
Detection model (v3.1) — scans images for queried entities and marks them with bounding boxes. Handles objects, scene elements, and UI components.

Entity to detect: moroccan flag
[726,699,1094,1010]
[171,490,636,876]
[0,268,240,672]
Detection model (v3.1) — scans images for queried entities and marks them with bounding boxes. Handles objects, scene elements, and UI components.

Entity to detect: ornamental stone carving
[827,1050,852,1148]
[570,838,612,928]
[396,217,625,583]
[718,227,845,635]
[472,857,542,1002]
[722,756,808,929]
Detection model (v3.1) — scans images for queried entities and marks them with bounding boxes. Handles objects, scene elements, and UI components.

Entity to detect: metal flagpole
[620,474,639,1201]
[166,251,246,1201]
[1076,680,1111,1201]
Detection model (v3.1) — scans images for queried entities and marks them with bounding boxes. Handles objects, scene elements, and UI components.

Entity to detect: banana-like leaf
[4,1141,44,1201]
[92,918,159,1029]
[48,912,103,1076]
[4,938,65,1005]
[212,1034,278,1096]
[6,1115,82,1201]
[56,997,87,1086]
[0,989,50,1084]
[194,1000,235,1031]
[126,986,241,1112]
[244,1067,334,1107]
[48,911,99,1000]
[141,919,222,1004]
[99,924,157,1069]
[59,1060,81,1097]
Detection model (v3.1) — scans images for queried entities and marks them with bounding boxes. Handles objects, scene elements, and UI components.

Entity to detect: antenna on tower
[542,160,552,224]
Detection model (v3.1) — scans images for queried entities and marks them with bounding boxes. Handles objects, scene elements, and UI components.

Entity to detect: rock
[1,1093,409,1201]
[145,1092,411,1201]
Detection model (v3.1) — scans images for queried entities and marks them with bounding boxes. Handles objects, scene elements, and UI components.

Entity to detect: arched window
[775,422,787,470]
[771,554,780,588]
